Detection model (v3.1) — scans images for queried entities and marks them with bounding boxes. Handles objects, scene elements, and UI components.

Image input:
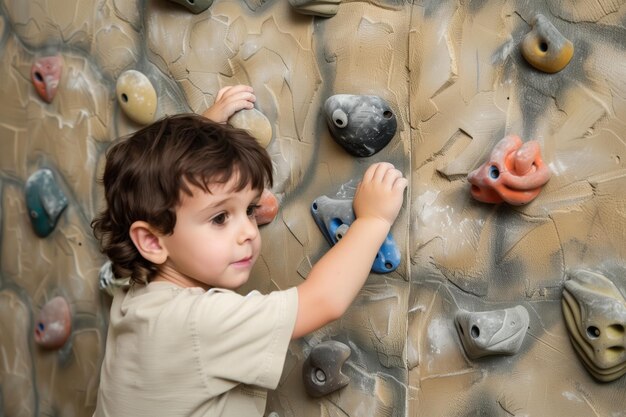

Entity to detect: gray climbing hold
[167,0,213,13]
[455,306,529,359]
[25,169,68,238]
[562,269,626,382]
[324,94,397,157]
[311,196,401,274]
[288,0,341,17]
[303,340,351,397]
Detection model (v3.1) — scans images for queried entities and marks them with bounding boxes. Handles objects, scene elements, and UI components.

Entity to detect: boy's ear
[129,221,169,265]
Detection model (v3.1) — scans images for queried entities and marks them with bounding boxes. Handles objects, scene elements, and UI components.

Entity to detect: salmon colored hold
[31,56,63,103]
[34,296,72,349]
[468,135,551,205]
[255,189,279,225]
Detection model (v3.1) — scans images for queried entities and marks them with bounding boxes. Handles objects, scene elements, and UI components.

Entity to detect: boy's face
[157,175,263,290]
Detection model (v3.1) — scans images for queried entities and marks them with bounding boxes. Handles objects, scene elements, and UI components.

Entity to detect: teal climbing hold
[25,169,68,237]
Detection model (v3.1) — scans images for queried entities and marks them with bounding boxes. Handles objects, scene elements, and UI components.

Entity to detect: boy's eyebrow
[196,189,264,216]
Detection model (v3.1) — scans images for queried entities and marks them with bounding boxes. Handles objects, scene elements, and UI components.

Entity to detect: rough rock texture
[1,1,626,416]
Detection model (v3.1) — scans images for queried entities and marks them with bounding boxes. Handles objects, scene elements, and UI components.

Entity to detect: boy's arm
[202,85,256,123]
[292,163,408,339]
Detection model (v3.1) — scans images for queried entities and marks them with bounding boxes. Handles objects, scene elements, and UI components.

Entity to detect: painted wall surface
[1,0,626,416]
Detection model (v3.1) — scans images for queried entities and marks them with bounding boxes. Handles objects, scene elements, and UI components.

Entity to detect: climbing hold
[288,0,341,17]
[521,14,574,73]
[467,135,551,205]
[255,189,279,226]
[324,94,397,157]
[455,306,530,359]
[303,340,351,397]
[34,296,72,349]
[31,55,63,103]
[98,261,130,296]
[116,70,157,125]
[228,108,273,148]
[562,269,626,382]
[25,169,68,238]
[311,196,400,273]
[166,0,213,13]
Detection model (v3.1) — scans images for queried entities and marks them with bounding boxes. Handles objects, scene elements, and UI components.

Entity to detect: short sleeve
[191,287,298,391]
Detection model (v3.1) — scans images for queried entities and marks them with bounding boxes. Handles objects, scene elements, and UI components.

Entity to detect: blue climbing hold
[311,196,400,273]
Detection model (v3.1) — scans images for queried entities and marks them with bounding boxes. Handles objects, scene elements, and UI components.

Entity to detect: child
[91,85,407,417]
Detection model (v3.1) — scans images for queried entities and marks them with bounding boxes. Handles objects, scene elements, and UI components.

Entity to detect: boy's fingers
[393,177,409,191]
[372,162,395,183]
[382,167,403,186]
[215,86,231,102]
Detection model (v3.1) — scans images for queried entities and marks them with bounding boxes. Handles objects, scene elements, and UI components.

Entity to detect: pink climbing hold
[468,135,551,205]
[34,296,71,349]
[31,56,63,103]
[255,189,279,226]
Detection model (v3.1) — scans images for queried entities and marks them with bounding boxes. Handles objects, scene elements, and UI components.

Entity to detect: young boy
[92,85,407,417]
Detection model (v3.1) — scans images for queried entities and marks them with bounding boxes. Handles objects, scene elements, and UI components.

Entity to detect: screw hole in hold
[471,325,480,339]
[336,233,343,240]
[313,368,326,384]
[121,93,129,103]
[539,41,548,52]
[34,71,44,82]
[188,0,195,3]
[332,109,347,129]
[37,322,45,332]
[488,165,500,179]
[385,262,393,270]
[383,110,393,119]
[312,202,318,211]
[587,325,600,339]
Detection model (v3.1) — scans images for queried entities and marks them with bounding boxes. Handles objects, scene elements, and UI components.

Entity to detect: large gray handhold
[302,340,351,397]
[324,94,397,157]
[166,0,213,13]
[455,306,529,359]
[562,269,626,382]
[288,0,341,17]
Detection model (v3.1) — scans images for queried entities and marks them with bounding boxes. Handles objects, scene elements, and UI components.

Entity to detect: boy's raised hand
[353,162,408,228]
[202,85,256,123]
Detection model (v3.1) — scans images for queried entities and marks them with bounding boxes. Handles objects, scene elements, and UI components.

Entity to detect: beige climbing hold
[116,70,157,125]
[288,0,341,17]
[562,269,626,382]
[521,14,574,74]
[228,108,273,148]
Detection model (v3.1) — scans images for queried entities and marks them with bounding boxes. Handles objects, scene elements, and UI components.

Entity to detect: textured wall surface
[1,0,626,416]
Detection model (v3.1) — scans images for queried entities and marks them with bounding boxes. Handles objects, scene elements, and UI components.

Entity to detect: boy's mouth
[232,256,253,267]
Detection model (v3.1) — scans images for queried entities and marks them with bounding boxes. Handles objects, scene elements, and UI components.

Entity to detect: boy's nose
[237,215,259,243]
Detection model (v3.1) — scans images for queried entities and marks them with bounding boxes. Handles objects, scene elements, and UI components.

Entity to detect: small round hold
[228,108,273,148]
[116,70,157,125]
[521,14,574,73]
[34,296,72,349]
[255,189,279,225]
[31,56,63,103]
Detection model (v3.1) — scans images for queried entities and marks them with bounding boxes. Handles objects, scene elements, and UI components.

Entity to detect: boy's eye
[211,213,227,225]
[247,204,261,217]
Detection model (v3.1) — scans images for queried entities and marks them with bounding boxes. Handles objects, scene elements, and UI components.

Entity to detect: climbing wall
[1,0,626,416]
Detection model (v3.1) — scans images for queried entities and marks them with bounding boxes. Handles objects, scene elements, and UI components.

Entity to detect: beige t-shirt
[94,282,298,417]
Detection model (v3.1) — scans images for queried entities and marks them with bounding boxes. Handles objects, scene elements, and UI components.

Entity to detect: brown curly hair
[91,114,273,285]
